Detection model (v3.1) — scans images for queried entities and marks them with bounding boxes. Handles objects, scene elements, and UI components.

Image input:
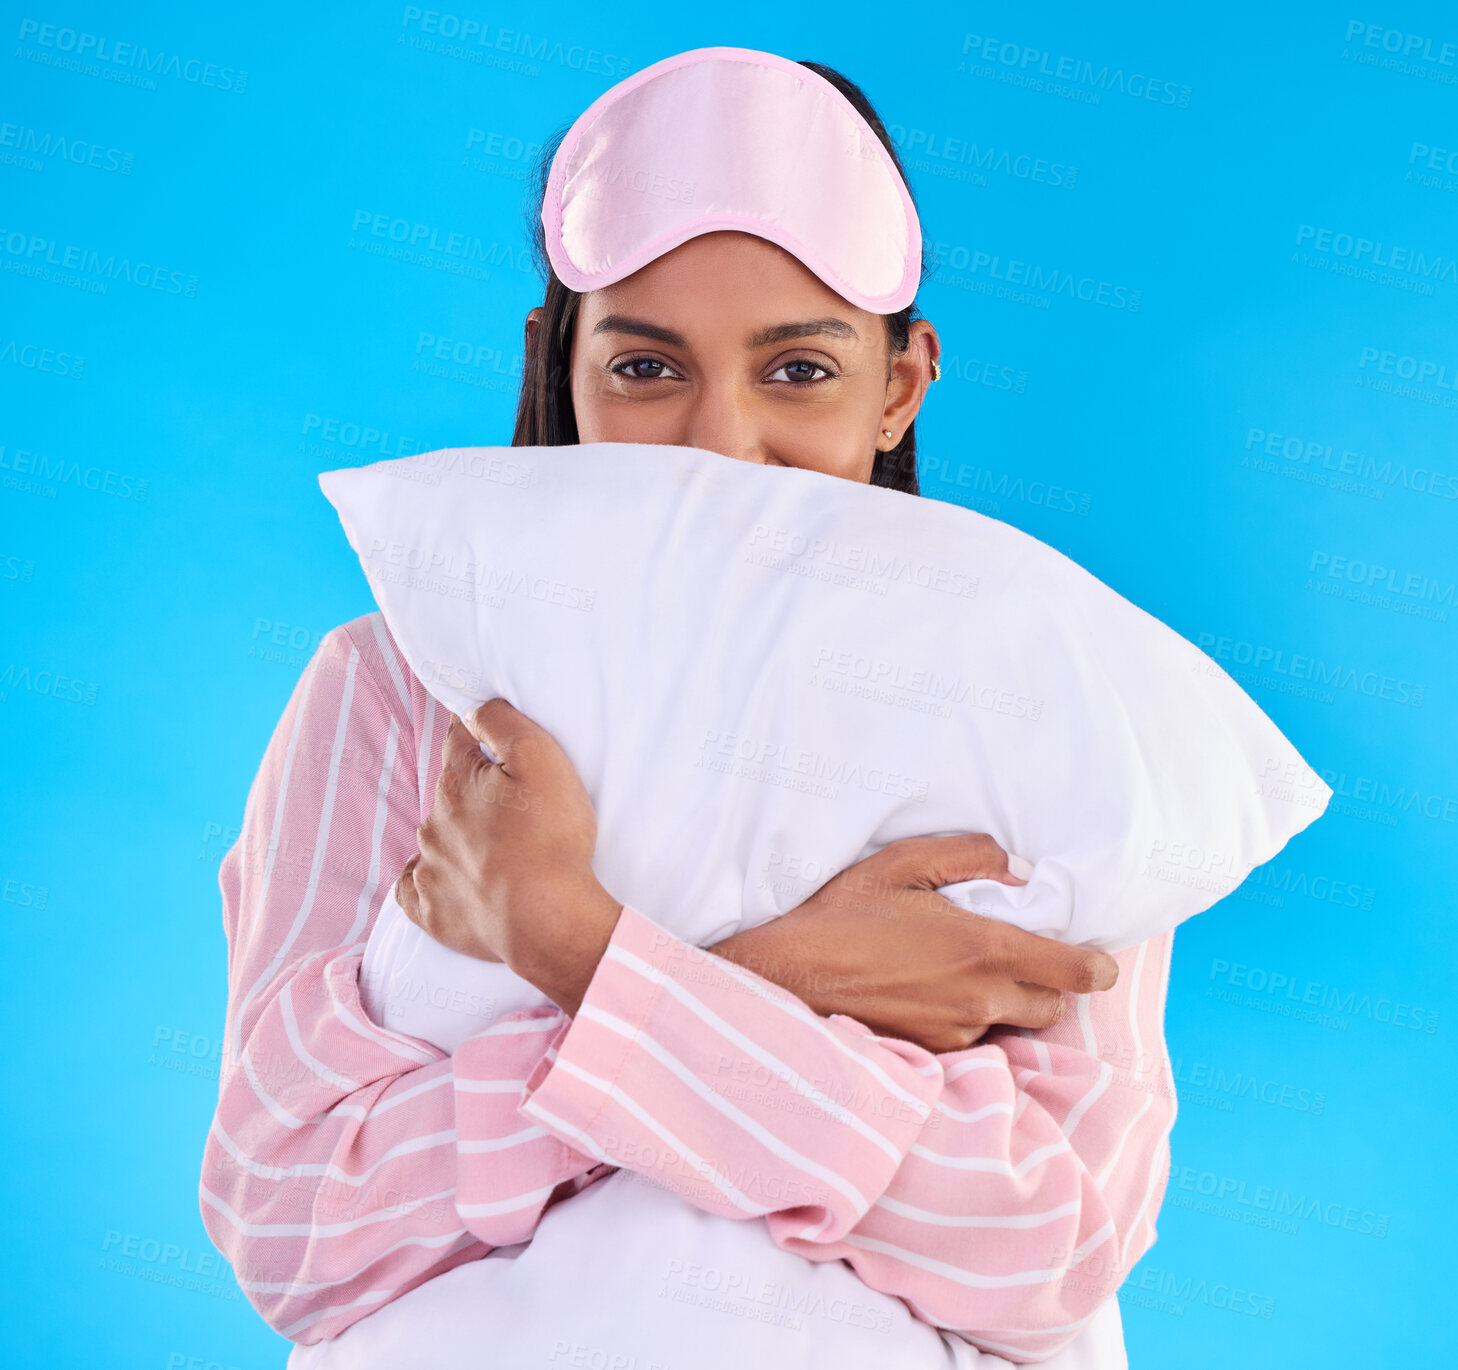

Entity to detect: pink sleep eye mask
[541,45,922,313]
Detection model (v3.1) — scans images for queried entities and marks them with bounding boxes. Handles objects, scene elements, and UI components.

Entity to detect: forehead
[578,230,875,338]
[586,236,863,317]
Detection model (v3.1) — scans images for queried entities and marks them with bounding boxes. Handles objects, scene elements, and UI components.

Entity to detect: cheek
[779,399,878,478]
[572,388,650,447]
[571,365,689,447]
[569,363,594,417]
[570,366,615,442]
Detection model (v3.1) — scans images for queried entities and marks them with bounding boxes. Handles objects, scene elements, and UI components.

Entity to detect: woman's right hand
[709,834,1119,1054]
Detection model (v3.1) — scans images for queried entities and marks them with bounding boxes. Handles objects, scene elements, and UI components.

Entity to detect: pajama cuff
[515,903,715,1155]
[449,1007,598,1230]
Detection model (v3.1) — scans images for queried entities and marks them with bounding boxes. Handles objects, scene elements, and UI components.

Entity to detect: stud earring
[883,429,893,438]
[930,358,942,382]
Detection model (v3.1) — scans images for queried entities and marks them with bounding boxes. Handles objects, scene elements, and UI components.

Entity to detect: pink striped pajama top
[198,611,1178,1364]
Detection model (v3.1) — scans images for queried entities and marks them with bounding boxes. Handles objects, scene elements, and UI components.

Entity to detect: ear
[525,306,544,355]
[879,319,940,443]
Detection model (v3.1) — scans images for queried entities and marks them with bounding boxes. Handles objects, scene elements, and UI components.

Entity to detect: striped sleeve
[515,903,1178,1363]
[198,615,604,1344]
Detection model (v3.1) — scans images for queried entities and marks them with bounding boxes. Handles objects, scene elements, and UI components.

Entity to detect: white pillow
[320,440,1330,998]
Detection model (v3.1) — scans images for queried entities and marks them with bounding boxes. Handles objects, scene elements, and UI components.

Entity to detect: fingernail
[1006,853,1034,883]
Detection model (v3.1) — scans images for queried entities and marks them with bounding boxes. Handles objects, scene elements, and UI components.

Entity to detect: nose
[679,386,770,466]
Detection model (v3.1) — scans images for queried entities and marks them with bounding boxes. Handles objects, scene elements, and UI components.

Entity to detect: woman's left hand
[393,700,623,1016]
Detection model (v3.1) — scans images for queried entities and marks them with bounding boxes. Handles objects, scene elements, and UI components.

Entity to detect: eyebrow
[591,313,859,349]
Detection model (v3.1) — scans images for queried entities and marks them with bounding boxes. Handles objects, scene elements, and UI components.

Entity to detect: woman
[199,48,1177,1367]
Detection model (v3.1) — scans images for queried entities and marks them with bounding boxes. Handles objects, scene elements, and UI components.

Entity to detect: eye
[768,358,837,385]
[611,356,683,382]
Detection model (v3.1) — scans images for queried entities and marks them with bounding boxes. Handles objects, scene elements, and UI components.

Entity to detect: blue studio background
[3,4,1455,1366]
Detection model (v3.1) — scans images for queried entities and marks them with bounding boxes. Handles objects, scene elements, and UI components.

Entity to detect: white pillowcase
[320,439,1309,1370]
[321,440,1330,1003]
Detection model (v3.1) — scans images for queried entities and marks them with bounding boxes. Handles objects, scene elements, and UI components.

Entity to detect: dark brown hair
[510,59,931,494]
